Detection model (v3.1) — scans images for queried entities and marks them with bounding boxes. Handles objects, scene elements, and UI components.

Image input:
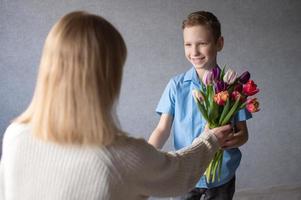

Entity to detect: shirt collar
[183,67,200,85]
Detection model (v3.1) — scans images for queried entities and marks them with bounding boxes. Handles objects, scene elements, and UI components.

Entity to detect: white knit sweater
[0,123,219,200]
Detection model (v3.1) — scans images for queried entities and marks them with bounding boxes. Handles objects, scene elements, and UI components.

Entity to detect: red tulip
[243,80,259,96]
[234,83,243,93]
[246,98,260,113]
[231,91,246,102]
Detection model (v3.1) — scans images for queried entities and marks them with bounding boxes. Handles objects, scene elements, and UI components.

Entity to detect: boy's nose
[191,47,200,56]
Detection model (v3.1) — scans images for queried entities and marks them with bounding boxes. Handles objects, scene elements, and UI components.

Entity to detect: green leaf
[228,84,235,94]
[211,153,219,182]
[206,85,212,102]
[220,65,226,80]
[218,99,230,125]
[195,100,209,122]
[207,150,223,183]
[200,90,209,110]
[239,102,247,110]
[209,101,219,124]
[205,160,213,183]
[233,102,244,115]
[221,97,241,125]
[209,153,217,183]
[218,151,223,182]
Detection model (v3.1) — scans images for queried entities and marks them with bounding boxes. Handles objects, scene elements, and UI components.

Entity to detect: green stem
[218,151,224,181]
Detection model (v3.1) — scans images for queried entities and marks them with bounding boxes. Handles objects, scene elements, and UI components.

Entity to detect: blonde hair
[15,11,127,146]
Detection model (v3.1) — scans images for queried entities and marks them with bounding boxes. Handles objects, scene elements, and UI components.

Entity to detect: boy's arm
[148,114,173,149]
[221,121,248,149]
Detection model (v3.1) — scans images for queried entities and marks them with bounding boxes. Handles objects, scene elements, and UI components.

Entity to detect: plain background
[1,0,301,199]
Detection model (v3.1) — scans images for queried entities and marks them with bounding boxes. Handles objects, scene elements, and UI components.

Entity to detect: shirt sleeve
[132,131,219,197]
[233,108,252,123]
[156,79,177,116]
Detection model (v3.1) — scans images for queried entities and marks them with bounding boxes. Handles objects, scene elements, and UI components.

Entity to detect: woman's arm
[133,125,231,197]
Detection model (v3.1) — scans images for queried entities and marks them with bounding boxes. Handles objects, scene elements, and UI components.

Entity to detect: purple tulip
[215,81,227,93]
[212,67,221,82]
[239,71,250,84]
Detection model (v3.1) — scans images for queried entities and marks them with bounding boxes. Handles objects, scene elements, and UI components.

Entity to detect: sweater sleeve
[132,130,219,197]
[0,159,4,199]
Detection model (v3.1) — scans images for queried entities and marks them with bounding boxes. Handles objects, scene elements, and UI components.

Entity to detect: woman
[0,11,232,200]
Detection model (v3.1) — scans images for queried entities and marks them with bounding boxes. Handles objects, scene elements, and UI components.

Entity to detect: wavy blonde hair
[15,11,127,146]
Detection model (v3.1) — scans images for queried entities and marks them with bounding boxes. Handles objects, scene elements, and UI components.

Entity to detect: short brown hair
[182,11,221,41]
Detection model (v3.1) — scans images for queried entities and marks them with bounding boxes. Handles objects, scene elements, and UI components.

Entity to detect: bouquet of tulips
[192,66,260,183]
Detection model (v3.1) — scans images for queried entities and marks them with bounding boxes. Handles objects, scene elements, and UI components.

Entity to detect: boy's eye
[184,43,191,47]
[199,42,208,45]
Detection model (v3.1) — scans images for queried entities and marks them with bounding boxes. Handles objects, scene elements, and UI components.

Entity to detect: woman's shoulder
[113,133,149,149]
[110,133,158,157]
[3,122,30,141]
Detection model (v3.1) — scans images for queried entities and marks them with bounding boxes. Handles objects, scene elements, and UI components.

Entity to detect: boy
[148,11,252,200]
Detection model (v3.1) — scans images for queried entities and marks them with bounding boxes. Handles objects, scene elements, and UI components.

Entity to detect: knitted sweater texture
[0,123,219,200]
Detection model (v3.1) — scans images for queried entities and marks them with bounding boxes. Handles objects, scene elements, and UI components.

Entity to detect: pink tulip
[231,91,246,102]
[202,71,213,86]
[246,98,260,113]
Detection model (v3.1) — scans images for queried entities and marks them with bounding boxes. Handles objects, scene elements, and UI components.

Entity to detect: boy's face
[183,25,223,72]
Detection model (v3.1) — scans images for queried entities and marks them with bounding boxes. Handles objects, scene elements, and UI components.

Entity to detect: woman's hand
[220,121,249,149]
[210,124,233,147]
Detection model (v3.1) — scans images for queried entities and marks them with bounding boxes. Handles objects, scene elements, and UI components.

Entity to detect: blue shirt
[156,67,252,188]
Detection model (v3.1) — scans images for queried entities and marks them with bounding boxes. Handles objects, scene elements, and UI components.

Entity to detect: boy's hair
[15,11,127,146]
[182,11,221,41]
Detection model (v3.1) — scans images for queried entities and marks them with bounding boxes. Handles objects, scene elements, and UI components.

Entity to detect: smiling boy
[148,11,252,200]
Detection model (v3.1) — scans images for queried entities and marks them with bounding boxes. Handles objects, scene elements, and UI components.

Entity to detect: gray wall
[1,0,301,199]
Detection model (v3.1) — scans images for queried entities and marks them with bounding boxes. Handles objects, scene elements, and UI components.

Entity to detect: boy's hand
[210,125,233,147]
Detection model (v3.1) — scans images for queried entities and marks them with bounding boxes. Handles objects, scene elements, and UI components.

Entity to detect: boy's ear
[217,36,224,51]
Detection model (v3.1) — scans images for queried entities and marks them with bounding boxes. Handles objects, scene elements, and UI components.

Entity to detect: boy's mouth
[191,57,205,64]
